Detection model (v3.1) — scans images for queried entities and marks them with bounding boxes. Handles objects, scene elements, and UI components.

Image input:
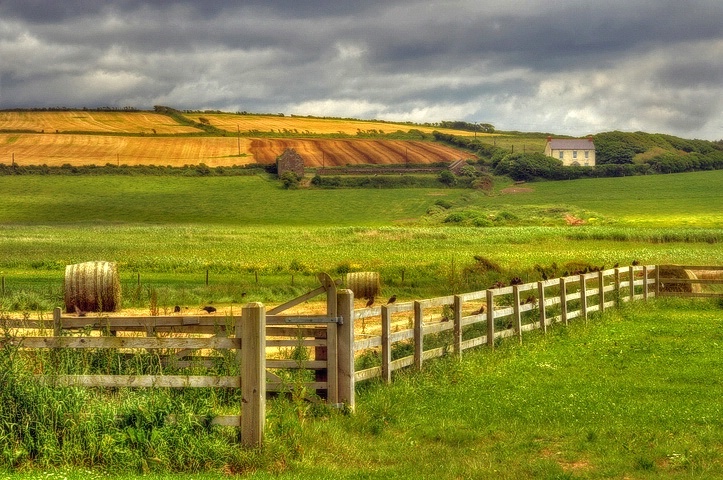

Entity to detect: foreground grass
[3,298,722,478]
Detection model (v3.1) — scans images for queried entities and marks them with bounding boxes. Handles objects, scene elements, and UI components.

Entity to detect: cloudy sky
[1,1,722,140]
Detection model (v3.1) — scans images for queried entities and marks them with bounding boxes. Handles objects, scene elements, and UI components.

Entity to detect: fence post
[580,275,588,323]
[598,270,605,313]
[654,265,660,297]
[453,295,463,358]
[512,285,522,344]
[643,266,649,301]
[53,307,62,337]
[486,290,495,348]
[537,282,546,333]
[560,278,568,326]
[314,273,338,403]
[614,268,621,307]
[240,302,266,447]
[629,266,635,302]
[381,305,391,383]
[336,289,355,411]
[414,301,423,370]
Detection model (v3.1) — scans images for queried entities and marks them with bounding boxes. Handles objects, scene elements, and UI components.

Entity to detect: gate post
[240,302,266,447]
[336,289,355,411]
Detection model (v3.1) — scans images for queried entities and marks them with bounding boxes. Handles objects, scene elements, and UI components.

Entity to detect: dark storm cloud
[1,1,721,139]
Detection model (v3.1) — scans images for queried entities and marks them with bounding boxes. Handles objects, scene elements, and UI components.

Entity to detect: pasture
[2,299,722,478]
[1,166,722,477]
[0,170,721,311]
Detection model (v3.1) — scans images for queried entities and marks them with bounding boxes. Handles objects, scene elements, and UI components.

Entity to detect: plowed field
[0,111,198,134]
[1,134,466,167]
[248,138,464,165]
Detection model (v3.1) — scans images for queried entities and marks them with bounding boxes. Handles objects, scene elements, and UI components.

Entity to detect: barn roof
[548,138,595,150]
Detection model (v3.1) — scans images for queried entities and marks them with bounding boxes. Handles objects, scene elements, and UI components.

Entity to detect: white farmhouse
[544,136,596,166]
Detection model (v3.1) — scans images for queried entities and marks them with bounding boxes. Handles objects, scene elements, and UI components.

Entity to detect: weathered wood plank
[9,337,240,349]
[417,295,455,308]
[354,336,382,351]
[38,375,242,388]
[266,360,327,369]
[389,356,414,372]
[355,366,381,382]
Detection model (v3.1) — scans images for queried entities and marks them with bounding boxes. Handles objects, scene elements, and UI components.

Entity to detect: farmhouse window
[585,150,589,159]
[573,150,578,159]
[559,151,564,159]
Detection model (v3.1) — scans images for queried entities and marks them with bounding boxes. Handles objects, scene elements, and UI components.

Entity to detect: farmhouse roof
[547,138,595,150]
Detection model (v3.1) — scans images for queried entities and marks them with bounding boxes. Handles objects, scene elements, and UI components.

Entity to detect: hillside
[0,109,475,168]
[2,109,721,172]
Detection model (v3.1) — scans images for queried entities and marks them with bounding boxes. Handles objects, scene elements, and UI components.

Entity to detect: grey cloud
[1,1,722,139]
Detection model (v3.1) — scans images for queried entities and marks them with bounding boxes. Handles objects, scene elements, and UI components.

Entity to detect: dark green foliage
[493,152,563,181]
[593,131,646,164]
[280,171,301,189]
[438,170,457,187]
[310,174,444,188]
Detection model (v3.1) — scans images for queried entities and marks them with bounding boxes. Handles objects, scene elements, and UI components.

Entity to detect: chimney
[547,136,552,143]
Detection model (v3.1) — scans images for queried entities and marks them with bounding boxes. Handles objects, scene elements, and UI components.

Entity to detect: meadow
[3,299,722,478]
[0,170,721,312]
[1,168,722,477]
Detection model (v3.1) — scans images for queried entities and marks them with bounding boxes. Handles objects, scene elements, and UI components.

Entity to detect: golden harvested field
[0,111,199,134]
[2,133,467,167]
[189,112,485,137]
[1,134,244,167]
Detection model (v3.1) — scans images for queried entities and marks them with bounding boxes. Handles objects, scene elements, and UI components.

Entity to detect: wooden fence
[2,264,720,447]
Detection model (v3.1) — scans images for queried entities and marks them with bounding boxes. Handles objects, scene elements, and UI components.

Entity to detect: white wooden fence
[2,264,720,446]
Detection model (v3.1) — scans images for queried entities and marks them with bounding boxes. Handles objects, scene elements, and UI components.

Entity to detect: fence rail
[2,264,720,447]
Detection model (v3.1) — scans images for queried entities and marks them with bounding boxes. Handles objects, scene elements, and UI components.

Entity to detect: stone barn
[276,148,305,178]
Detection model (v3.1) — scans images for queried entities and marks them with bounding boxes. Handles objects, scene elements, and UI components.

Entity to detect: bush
[438,170,457,187]
[280,171,300,189]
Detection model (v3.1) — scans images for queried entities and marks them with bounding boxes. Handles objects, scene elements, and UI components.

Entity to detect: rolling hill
[0,109,476,167]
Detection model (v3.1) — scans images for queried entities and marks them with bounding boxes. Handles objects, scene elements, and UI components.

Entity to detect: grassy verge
[3,298,722,478]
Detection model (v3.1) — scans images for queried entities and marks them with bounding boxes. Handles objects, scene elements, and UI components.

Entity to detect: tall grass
[2,298,721,477]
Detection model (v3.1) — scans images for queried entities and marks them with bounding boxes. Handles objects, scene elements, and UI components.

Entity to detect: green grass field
[0,170,721,310]
[3,298,722,478]
[1,169,722,477]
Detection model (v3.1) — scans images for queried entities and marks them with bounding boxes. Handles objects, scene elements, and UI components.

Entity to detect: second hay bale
[346,272,381,300]
[658,265,701,294]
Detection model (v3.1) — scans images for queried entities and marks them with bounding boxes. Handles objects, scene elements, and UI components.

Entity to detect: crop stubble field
[1,111,474,167]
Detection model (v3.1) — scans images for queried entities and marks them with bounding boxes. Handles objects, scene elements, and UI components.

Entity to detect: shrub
[280,171,300,189]
[438,170,457,187]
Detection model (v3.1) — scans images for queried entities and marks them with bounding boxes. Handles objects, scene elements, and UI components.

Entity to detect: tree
[438,170,457,187]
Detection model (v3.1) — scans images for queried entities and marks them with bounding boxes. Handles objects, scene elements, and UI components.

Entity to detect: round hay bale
[64,261,121,313]
[659,265,701,294]
[346,272,381,300]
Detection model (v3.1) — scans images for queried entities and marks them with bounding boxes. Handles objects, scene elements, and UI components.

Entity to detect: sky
[1,1,722,140]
